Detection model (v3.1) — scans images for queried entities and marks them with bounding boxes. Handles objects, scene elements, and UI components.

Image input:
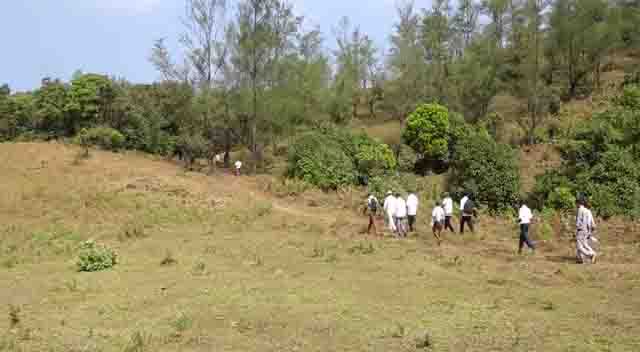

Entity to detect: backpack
[463,199,475,213]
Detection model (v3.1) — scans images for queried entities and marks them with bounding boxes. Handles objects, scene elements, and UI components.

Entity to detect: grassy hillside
[1,143,640,351]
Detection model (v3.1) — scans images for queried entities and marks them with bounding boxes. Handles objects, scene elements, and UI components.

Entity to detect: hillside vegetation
[1,143,640,351]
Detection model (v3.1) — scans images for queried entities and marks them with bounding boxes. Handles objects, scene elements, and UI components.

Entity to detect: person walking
[363,194,380,236]
[460,194,469,213]
[576,199,597,264]
[442,193,456,233]
[394,192,409,238]
[431,200,446,245]
[234,160,242,176]
[406,191,419,232]
[460,195,476,234]
[518,201,535,255]
[383,191,397,233]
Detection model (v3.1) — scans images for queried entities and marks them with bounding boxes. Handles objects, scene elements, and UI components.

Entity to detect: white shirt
[519,205,533,224]
[367,195,379,209]
[432,206,445,222]
[443,197,453,215]
[383,196,396,215]
[577,206,595,231]
[234,161,242,169]
[407,194,419,216]
[395,197,408,218]
[460,196,469,211]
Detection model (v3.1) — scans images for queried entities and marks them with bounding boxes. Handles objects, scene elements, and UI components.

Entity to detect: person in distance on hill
[460,195,476,234]
[234,160,242,176]
[576,199,597,264]
[383,191,397,233]
[518,201,535,255]
[442,193,456,233]
[363,193,380,236]
[431,200,446,245]
[394,192,409,238]
[407,191,419,232]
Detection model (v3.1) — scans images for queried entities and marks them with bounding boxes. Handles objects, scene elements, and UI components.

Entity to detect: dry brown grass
[1,142,640,351]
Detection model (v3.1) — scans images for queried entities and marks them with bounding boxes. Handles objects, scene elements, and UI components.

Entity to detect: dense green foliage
[450,129,520,211]
[403,103,450,161]
[534,85,640,217]
[74,127,125,151]
[287,125,396,190]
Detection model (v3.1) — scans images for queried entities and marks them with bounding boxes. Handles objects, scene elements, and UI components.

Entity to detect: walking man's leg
[408,215,415,232]
[460,217,466,234]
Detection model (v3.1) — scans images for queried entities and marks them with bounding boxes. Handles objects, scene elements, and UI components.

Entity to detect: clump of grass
[254,200,273,217]
[170,312,193,337]
[8,304,20,328]
[65,278,79,292]
[390,323,406,338]
[160,250,177,266]
[348,242,375,255]
[119,222,147,242]
[192,260,206,276]
[76,240,118,272]
[309,244,326,258]
[123,330,147,352]
[414,329,433,349]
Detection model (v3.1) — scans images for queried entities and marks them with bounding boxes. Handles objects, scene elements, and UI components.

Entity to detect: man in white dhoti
[576,199,597,264]
[383,191,397,233]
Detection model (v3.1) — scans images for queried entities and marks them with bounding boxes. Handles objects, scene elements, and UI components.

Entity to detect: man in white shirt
[576,199,597,264]
[518,201,535,254]
[383,191,397,233]
[460,194,469,213]
[431,200,446,245]
[234,160,242,176]
[406,192,419,232]
[394,192,408,238]
[442,193,455,233]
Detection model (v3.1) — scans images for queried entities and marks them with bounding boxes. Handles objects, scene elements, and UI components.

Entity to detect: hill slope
[1,143,639,352]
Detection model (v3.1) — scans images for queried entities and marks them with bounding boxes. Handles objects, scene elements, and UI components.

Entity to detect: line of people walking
[365,192,599,264]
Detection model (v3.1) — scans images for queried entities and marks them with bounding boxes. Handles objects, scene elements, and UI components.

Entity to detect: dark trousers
[519,224,535,253]
[445,216,455,232]
[460,216,474,234]
[408,215,416,232]
[368,215,377,235]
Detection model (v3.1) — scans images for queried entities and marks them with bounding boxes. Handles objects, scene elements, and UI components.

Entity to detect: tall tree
[230,0,301,171]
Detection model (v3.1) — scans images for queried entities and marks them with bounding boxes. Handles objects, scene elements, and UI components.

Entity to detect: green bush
[450,129,520,211]
[397,144,418,172]
[74,127,125,151]
[288,132,356,190]
[402,103,450,161]
[76,240,118,272]
[547,187,576,210]
[352,134,397,175]
[175,133,208,167]
[287,125,396,190]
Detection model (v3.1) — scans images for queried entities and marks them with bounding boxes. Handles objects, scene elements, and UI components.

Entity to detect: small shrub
[192,260,206,276]
[348,242,375,255]
[76,240,117,272]
[74,127,125,151]
[171,312,192,335]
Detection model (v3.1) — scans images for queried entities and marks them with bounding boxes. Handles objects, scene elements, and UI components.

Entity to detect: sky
[0,0,434,92]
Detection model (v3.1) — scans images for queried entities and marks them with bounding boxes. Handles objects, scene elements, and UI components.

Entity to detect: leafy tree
[65,74,116,134]
[402,103,451,162]
[230,0,302,172]
[33,78,69,137]
[0,93,35,141]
